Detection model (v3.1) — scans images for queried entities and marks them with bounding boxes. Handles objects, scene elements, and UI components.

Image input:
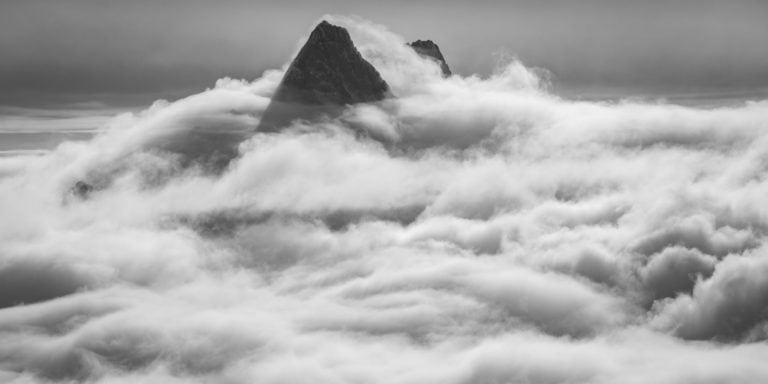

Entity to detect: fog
[2,15,768,383]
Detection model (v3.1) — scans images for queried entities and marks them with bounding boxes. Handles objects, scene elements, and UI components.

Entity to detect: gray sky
[1,0,767,106]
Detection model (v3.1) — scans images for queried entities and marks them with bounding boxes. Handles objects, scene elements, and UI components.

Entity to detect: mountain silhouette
[409,39,451,77]
[259,21,389,132]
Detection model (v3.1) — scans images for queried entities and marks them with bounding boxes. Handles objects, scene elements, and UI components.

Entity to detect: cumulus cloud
[3,15,768,384]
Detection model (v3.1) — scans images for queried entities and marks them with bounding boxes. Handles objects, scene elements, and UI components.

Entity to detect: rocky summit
[259,21,389,132]
[408,40,451,77]
[272,20,389,105]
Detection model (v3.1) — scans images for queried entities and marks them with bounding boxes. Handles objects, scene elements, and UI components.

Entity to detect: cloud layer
[2,16,768,384]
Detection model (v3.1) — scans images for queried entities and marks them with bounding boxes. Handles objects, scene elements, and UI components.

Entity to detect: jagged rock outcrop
[276,20,389,105]
[259,21,389,131]
[408,40,451,77]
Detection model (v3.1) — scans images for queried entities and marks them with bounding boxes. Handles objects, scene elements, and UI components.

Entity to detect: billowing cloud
[3,15,768,384]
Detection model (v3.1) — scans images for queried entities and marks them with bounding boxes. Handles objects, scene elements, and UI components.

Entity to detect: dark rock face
[259,21,389,132]
[274,21,389,105]
[408,40,451,77]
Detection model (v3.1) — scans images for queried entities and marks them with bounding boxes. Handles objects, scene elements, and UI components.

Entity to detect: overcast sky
[1,0,767,106]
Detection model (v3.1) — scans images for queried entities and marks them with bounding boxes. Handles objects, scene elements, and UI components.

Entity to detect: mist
[2,15,768,384]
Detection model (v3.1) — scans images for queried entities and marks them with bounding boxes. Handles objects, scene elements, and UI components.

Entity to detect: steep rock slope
[409,39,451,77]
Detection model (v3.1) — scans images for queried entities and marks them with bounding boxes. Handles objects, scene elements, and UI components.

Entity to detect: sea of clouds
[2,15,768,383]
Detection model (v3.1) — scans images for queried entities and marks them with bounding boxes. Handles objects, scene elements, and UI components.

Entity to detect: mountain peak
[259,21,390,131]
[409,39,451,77]
[271,20,389,106]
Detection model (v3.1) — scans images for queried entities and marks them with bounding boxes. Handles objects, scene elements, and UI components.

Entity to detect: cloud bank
[2,16,768,384]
